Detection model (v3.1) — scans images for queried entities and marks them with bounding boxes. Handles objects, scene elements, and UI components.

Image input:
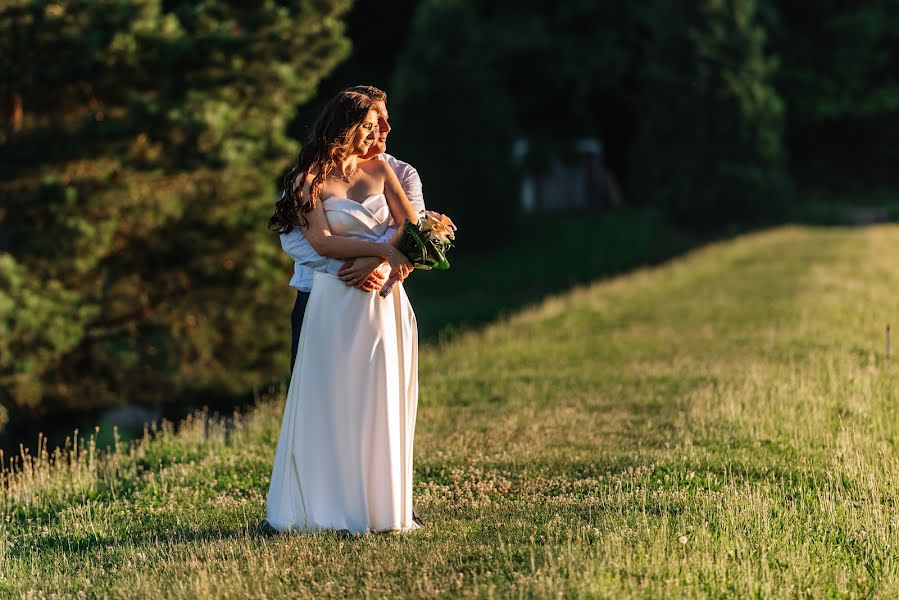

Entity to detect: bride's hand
[386,248,413,280]
[391,266,412,282]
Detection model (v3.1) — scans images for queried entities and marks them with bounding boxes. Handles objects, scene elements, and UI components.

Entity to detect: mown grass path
[4,225,899,598]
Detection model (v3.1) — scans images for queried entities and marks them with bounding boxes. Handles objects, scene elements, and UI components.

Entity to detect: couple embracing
[264,85,426,535]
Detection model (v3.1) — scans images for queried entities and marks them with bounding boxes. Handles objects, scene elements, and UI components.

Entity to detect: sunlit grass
[4,225,899,598]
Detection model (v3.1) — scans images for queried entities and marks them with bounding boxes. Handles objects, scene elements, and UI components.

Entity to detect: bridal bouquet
[379,210,457,298]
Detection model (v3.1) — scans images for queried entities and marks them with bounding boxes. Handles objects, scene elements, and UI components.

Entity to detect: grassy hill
[4,225,899,598]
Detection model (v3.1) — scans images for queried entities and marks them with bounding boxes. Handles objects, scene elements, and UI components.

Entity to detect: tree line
[1,0,896,430]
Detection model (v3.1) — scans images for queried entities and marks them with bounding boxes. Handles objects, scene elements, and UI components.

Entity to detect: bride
[265,90,421,534]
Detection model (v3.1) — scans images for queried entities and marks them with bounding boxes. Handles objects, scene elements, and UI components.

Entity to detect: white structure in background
[515,138,620,214]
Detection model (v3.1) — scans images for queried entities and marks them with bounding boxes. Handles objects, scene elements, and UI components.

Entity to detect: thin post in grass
[887,324,892,362]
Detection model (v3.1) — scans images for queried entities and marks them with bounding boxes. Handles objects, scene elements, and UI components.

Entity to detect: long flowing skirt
[266,271,420,534]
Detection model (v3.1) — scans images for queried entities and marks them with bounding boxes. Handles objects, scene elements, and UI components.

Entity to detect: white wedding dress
[266,193,420,534]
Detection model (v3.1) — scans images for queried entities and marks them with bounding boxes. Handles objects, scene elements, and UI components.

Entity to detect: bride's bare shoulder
[360,158,390,177]
[291,169,318,196]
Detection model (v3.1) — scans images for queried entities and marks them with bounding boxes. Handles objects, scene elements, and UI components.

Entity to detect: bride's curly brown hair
[269,91,375,233]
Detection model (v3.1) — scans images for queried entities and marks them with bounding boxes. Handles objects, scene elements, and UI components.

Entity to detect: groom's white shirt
[280,153,425,292]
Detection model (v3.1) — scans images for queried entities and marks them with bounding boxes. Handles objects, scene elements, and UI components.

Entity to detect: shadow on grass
[407,196,899,343]
[405,207,699,341]
[18,525,261,556]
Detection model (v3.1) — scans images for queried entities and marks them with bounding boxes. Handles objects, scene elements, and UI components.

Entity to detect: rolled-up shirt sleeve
[280,226,326,292]
[280,228,323,267]
[401,166,425,215]
[376,159,427,243]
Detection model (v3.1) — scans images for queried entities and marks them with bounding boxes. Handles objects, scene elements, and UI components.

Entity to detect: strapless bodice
[317,193,391,278]
[323,193,390,239]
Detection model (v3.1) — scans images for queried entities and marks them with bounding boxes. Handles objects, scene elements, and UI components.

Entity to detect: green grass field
[4,224,899,598]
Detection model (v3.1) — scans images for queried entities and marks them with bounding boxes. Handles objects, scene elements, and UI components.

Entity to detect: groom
[280,85,426,370]
[279,85,425,527]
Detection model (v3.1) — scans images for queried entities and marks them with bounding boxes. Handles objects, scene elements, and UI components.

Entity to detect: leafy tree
[390,0,517,245]
[766,0,899,121]
[393,0,797,231]
[630,0,789,227]
[391,0,653,243]
[289,0,420,141]
[0,0,351,428]
[763,0,899,186]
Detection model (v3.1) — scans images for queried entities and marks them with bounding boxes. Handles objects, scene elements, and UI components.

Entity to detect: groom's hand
[338,257,387,292]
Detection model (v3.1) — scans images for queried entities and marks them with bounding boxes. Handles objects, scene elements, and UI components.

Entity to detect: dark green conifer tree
[0,0,351,428]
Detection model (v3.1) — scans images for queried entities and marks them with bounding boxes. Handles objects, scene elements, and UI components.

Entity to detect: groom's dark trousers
[290,290,311,371]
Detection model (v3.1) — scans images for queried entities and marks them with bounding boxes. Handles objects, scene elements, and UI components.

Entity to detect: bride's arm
[301,185,410,271]
[374,161,419,227]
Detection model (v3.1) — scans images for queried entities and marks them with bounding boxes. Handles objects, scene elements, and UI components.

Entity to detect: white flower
[420,210,456,243]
